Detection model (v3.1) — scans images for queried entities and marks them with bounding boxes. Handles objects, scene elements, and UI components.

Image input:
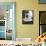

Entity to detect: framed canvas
[39,0,46,4]
[22,10,33,24]
[0,2,16,40]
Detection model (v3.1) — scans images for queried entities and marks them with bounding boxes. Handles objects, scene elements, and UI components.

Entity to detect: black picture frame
[39,0,46,4]
[22,10,33,24]
[39,11,46,35]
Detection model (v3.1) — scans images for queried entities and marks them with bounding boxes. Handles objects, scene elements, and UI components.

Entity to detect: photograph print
[22,10,33,24]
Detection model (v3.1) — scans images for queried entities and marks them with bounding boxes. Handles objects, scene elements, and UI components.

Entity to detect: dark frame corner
[39,0,46,4]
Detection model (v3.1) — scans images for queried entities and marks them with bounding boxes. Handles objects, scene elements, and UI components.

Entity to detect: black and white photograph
[22,10,33,24]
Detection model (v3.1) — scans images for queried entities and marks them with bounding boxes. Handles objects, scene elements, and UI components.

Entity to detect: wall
[16,0,39,40]
[0,0,46,41]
